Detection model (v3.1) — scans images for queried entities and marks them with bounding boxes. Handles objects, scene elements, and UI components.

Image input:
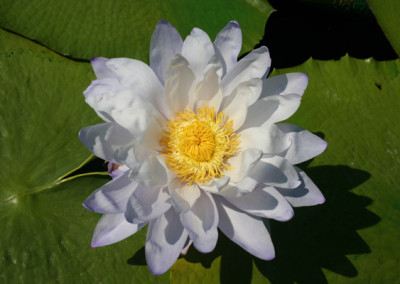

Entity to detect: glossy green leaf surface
[0,29,169,283]
[171,56,400,283]
[0,0,273,61]
[368,0,400,55]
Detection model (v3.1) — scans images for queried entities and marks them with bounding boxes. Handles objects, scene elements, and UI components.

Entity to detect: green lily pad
[0,0,273,61]
[170,56,400,283]
[368,0,400,56]
[0,29,169,283]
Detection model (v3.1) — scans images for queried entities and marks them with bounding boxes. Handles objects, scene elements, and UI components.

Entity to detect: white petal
[90,57,115,79]
[226,148,263,183]
[198,176,230,194]
[218,176,258,198]
[195,64,223,110]
[215,196,275,260]
[145,208,188,275]
[91,213,146,247]
[169,178,201,213]
[239,93,301,130]
[105,58,169,118]
[224,186,294,221]
[221,46,271,97]
[131,154,169,188]
[220,79,262,131]
[181,28,215,81]
[150,20,183,84]
[79,123,136,166]
[239,124,290,154]
[164,54,196,114]
[277,123,328,164]
[259,72,308,99]
[83,171,137,214]
[249,156,300,189]
[179,191,218,253]
[108,163,130,179]
[125,186,171,223]
[277,167,325,207]
[214,21,242,74]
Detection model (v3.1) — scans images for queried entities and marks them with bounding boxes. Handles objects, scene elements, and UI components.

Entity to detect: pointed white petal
[195,65,223,110]
[131,154,169,188]
[226,148,263,183]
[145,208,188,275]
[260,73,308,99]
[91,213,146,247]
[83,171,137,214]
[181,28,215,81]
[150,20,183,84]
[224,186,294,221]
[198,176,230,194]
[179,191,218,253]
[125,186,171,223]
[169,178,201,213]
[277,123,328,164]
[221,46,271,97]
[214,21,242,74]
[249,156,300,189]
[218,176,258,198]
[215,196,275,260]
[277,167,325,207]
[90,57,116,79]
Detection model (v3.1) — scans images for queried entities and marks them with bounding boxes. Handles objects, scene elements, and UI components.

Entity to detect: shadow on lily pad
[181,165,380,284]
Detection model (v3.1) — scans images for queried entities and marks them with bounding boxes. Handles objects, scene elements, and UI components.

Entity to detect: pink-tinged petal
[221,46,271,97]
[91,213,146,247]
[79,123,136,166]
[214,21,242,74]
[105,58,169,118]
[150,19,183,84]
[239,124,291,154]
[277,167,325,207]
[215,196,275,260]
[259,73,308,99]
[164,55,196,114]
[249,156,300,189]
[168,178,201,213]
[277,123,328,164]
[224,186,294,221]
[83,171,137,214]
[179,191,218,253]
[181,28,215,81]
[195,64,223,110]
[90,57,115,79]
[125,186,171,224]
[226,148,263,183]
[145,208,188,275]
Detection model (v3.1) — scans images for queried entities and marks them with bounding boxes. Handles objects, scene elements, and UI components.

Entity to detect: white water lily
[80,20,327,275]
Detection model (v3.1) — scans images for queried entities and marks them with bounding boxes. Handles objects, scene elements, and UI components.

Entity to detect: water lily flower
[80,20,327,275]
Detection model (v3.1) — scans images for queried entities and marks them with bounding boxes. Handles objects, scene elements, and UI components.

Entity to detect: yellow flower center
[161,107,239,185]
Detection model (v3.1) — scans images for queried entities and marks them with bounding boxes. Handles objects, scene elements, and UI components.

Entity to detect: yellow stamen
[160,106,240,185]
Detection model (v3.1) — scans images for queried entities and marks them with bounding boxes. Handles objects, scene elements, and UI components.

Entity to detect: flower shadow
[182,164,380,284]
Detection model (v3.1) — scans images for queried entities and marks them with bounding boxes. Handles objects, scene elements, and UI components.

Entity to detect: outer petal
[215,196,275,260]
[79,123,136,166]
[91,213,146,247]
[90,57,116,79]
[179,190,218,253]
[125,186,171,224]
[164,55,196,114]
[83,171,137,214]
[276,166,325,207]
[277,123,328,164]
[224,186,294,221]
[195,64,223,110]
[214,21,242,74]
[226,148,263,183]
[181,28,215,81]
[249,156,301,189]
[221,46,271,97]
[168,178,201,213]
[259,73,308,100]
[145,208,188,275]
[150,19,183,84]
